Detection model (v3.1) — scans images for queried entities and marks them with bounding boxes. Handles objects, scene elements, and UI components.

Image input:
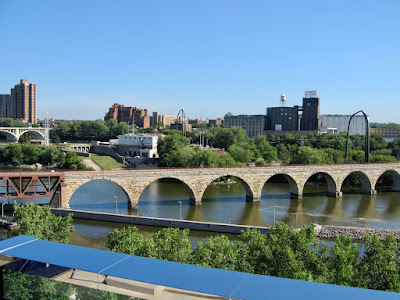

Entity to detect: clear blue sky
[0,0,399,122]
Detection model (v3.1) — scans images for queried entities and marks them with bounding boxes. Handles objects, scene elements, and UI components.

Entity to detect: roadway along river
[65,178,400,249]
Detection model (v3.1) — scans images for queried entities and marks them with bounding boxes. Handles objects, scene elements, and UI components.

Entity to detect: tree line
[0,144,86,170]
[157,127,400,167]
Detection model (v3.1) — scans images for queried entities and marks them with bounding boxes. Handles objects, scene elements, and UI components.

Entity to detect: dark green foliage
[106,223,400,293]
[193,235,237,270]
[50,119,130,142]
[359,235,400,292]
[12,203,74,243]
[59,151,86,170]
[328,235,360,287]
[0,144,63,167]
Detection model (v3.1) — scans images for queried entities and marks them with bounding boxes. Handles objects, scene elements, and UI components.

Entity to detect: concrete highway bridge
[55,162,400,209]
[0,127,48,142]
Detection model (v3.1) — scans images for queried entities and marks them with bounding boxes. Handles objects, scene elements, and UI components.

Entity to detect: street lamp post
[56,191,61,208]
[114,196,118,214]
[179,201,182,220]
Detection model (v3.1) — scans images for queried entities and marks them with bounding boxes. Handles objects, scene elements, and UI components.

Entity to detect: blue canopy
[0,235,397,300]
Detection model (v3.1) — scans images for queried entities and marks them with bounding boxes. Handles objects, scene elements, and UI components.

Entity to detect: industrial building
[300,91,320,131]
[320,114,366,135]
[223,113,265,137]
[266,104,299,131]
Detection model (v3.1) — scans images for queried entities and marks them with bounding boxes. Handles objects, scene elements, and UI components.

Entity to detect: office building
[224,113,265,138]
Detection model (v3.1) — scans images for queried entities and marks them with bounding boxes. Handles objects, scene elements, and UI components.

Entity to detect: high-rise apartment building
[0,79,37,124]
[0,94,12,118]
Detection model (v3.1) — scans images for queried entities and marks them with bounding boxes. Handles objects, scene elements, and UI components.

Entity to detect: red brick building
[105,103,150,128]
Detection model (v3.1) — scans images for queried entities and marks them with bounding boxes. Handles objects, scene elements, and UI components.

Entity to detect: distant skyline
[0,1,399,122]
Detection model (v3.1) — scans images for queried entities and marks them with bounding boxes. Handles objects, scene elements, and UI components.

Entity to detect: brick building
[105,103,150,129]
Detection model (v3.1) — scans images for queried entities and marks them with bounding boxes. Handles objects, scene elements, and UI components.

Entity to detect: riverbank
[315,225,400,241]
[51,209,400,241]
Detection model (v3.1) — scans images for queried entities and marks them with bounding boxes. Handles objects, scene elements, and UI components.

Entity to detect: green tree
[40,146,62,166]
[107,227,191,263]
[293,147,327,164]
[254,135,278,163]
[13,203,74,243]
[0,143,23,165]
[228,144,254,164]
[59,152,86,170]
[151,228,192,263]
[193,235,238,270]
[217,152,237,167]
[157,134,189,157]
[189,147,219,167]
[327,235,360,287]
[358,235,400,292]
[21,144,42,165]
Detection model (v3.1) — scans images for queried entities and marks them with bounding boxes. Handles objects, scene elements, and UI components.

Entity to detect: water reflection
[68,179,400,230]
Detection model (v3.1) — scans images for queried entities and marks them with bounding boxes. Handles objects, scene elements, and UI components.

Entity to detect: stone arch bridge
[59,163,400,209]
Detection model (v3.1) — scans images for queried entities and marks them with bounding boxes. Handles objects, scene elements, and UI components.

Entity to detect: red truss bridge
[0,171,64,199]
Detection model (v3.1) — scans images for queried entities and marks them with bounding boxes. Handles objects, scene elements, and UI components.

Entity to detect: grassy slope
[90,153,126,170]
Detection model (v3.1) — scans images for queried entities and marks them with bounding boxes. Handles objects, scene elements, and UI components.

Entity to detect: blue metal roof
[0,235,398,300]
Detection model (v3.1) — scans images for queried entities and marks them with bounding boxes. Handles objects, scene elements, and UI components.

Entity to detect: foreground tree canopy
[107,223,400,293]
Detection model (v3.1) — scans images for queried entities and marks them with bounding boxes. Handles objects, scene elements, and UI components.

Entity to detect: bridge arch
[303,172,341,197]
[199,174,255,204]
[19,129,45,140]
[0,130,18,141]
[137,177,197,206]
[374,170,400,192]
[68,179,131,210]
[340,171,375,195]
[262,173,300,199]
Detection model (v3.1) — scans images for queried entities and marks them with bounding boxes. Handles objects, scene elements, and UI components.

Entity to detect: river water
[66,178,400,249]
